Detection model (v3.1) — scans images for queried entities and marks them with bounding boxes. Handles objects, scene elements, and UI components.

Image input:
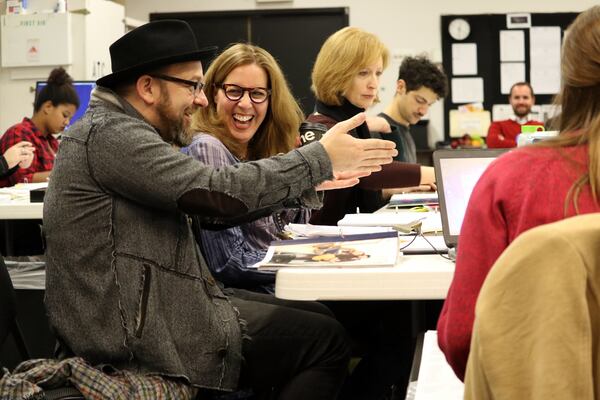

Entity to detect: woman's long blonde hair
[538,6,600,213]
[192,43,303,160]
[311,27,389,106]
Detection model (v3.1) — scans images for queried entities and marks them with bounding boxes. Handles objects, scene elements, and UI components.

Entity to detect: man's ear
[396,79,407,96]
[136,75,158,105]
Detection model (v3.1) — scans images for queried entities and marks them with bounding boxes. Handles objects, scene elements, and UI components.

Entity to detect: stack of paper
[284,223,393,238]
[337,212,443,234]
[400,235,448,254]
[0,182,48,202]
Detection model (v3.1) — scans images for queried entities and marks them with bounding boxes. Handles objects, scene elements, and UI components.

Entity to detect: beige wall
[0,1,595,141]
[0,0,124,133]
[124,0,595,145]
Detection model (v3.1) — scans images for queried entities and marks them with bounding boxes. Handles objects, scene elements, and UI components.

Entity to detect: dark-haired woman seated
[0,67,79,187]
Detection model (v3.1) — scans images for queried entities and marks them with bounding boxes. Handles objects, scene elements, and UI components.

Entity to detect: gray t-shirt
[373,113,417,164]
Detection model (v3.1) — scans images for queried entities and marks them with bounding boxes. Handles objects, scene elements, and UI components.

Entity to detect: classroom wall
[0,0,124,133]
[0,0,60,133]
[124,0,596,147]
[0,0,596,143]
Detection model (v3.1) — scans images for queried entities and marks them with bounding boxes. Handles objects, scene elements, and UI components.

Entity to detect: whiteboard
[1,13,72,67]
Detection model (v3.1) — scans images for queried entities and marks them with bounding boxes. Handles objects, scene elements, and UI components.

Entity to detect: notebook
[433,149,508,254]
[252,232,399,271]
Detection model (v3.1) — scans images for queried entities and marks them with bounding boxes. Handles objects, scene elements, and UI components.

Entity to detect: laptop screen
[433,149,508,248]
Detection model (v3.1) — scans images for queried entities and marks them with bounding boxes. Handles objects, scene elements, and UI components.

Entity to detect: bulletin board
[1,13,72,67]
[441,12,578,140]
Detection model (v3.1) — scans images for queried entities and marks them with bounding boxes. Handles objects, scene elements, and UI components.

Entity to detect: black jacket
[0,156,18,180]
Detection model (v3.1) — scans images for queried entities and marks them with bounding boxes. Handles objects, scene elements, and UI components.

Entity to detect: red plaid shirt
[0,118,58,187]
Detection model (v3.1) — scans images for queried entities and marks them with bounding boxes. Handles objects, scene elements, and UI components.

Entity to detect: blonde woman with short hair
[307,27,436,226]
[306,27,432,400]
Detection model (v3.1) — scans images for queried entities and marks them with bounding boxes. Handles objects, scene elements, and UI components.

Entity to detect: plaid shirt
[0,357,196,399]
[0,118,59,187]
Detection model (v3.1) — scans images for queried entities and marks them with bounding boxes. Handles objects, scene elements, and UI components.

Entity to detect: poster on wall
[530,26,561,95]
[500,62,525,94]
[451,77,484,103]
[499,30,525,62]
[452,43,478,76]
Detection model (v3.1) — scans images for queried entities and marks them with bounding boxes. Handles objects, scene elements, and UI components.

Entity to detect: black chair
[0,256,84,399]
[0,255,30,367]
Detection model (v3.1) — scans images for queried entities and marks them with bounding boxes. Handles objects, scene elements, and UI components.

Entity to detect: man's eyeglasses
[149,73,205,97]
[217,83,271,104]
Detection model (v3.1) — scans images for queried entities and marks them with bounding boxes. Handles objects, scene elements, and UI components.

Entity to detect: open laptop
[433,149,508,259]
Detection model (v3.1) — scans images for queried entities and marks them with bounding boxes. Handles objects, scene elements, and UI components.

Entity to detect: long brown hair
[192,43,303,160]
[537,6,600,213]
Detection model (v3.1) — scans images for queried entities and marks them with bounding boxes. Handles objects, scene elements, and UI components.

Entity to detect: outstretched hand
[315,170,371,191]
[319,112,397,173]
[3,141,35,169]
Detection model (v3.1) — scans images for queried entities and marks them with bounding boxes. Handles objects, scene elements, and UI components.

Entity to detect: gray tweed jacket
[43,87,332,391]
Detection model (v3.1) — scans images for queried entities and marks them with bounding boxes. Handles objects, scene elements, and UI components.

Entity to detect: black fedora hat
[97,19,217,88]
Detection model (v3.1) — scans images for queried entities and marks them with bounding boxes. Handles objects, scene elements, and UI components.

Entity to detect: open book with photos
[251,231,399,271]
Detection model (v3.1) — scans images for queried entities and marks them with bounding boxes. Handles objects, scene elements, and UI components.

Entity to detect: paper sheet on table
[0,182,49,201]
[285,223,393,238]
[400,235,448,254]
[337,212,442,234]
[414,331,464,400]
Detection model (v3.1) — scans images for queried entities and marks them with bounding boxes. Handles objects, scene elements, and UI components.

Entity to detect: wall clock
[449,18,471,41]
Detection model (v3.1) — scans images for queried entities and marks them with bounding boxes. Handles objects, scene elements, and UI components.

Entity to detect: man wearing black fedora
[43,20,397,399]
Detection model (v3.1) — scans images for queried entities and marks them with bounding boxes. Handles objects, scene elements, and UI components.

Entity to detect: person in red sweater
[438,6,600,381]
[486,82,543,148]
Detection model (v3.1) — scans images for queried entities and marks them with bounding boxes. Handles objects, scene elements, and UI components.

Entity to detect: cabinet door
[1,13,72,67]
[251,9,348,114]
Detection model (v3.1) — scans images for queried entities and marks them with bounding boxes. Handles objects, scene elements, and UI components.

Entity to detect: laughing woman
[182,43,311,294]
